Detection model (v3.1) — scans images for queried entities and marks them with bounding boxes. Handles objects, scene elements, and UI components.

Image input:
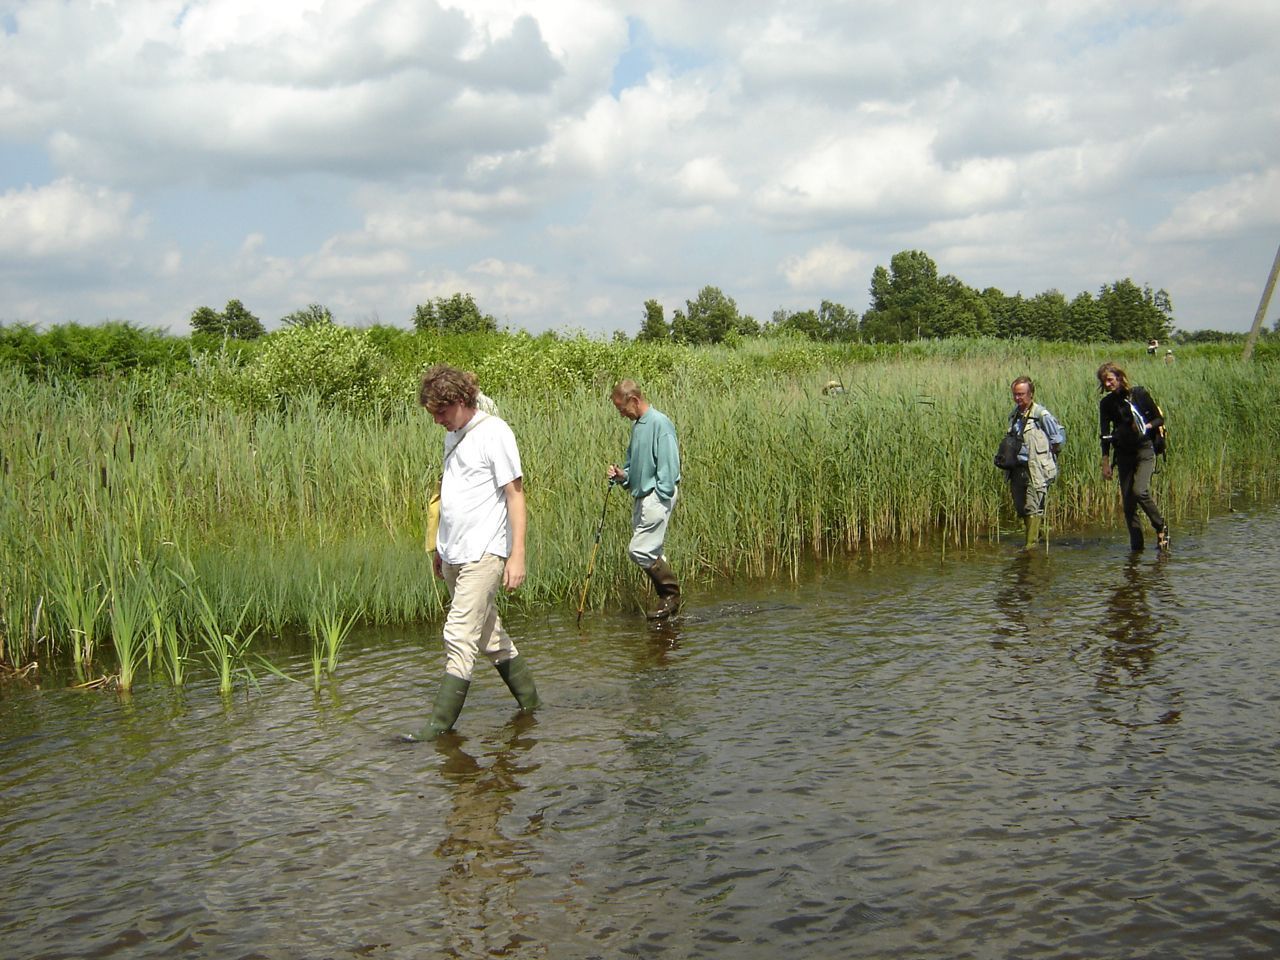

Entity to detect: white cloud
[1151,168,1280,241]
[754,126,1018,226]
[669,156,739,205]
[0,178,146,257]
[1,0,1279,332]
[781,241,868,291]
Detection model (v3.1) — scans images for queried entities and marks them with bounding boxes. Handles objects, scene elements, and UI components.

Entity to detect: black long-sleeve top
[1099,385,1164,458]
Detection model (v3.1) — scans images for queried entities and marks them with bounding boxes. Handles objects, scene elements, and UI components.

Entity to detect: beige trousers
[440,553,518,680]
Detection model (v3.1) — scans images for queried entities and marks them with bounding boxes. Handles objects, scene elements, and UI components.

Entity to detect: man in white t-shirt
[402,365,539,741]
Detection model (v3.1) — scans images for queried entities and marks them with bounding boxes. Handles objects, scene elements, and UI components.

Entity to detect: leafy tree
[979,287,1013,339]
[1027,290,1070,341]
[411,301,437,332]
[1000,293,1036,340]
[638,299,670,342]
[769,307,822,340]
[669,308,697,344]
[675,286,756,345]
[282,303,335,327]
[818,300,860,342]
[190,300,265,340]
[189,306,223,336]
[861,251,947,340]
[412,293,497,334]
[669,307,702,345]
[221,300,266,339]
[1099,279,1171,343]
[1067,291,1109,342]
[937,276,991,339]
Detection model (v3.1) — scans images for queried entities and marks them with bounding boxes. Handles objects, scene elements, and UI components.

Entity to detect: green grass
[3,338,1279,687]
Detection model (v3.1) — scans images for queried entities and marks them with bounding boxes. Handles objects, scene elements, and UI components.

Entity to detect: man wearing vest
[1006,376,1066,550]
[607,379,682,620]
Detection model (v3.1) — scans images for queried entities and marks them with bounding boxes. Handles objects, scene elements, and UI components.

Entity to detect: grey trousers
[1116,445,1165,548]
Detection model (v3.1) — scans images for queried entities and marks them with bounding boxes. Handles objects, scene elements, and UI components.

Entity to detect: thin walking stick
[576,481,615,626]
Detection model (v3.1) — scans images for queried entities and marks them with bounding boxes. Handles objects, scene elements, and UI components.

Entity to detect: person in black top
[1097,362,1169,551]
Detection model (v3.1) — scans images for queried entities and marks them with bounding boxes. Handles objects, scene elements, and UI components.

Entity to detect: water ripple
[3,508,1280,958]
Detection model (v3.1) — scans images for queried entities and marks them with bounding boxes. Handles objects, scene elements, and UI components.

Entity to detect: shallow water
[3,507,1279,960]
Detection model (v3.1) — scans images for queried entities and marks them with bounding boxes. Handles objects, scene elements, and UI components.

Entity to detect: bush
[244,323,399,413]
[0,321,189,380]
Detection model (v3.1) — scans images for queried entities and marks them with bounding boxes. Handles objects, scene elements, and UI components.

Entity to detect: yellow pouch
[425,484,441,553]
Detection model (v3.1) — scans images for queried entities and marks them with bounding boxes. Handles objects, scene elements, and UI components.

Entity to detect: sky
[1,0,1278,337]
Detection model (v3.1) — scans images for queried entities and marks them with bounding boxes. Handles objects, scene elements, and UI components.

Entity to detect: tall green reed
[103,545,156,693]
[306,572,361,690]
[4,342,1280,679]
[185,580,262,697]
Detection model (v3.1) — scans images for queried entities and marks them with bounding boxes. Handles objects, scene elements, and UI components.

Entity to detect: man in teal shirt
[607,379,682,619]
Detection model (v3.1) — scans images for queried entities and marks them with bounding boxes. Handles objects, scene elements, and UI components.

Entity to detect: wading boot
[645,558,682,621]
[1023,515,1041,550]
[496,655,541,712]
[401,673,470,742]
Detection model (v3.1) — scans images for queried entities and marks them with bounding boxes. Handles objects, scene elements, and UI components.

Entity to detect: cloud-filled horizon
[1,0,1278,336]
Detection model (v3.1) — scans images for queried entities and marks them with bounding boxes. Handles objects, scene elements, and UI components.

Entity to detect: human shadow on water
[431,713,542,957]
[991,550,1049,647]
[1097,554,1167,685]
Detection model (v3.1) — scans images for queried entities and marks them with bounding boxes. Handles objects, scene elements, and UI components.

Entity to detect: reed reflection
[433,715,541,958]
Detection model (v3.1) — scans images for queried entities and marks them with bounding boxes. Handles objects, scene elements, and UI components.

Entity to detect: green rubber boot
[496,655,540,712]
[1024,515,1041,550]
[403,673,470,741]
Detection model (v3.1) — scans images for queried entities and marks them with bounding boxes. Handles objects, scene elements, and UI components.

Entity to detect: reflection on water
[3,507,1280,959]
[433,717,540,958]
[1097,554,1170,689]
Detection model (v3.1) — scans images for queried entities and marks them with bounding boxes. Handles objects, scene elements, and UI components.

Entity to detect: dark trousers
[1116,445,1165,549]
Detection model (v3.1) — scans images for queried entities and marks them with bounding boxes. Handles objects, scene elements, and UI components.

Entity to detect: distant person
[607,379,682,619]
[1147,338,1159,356]
[1097,362,1169,551]
[403,365,539,741]
[822,379,846,396]
[1164,349,1175,365]
[1003,377,1065,549]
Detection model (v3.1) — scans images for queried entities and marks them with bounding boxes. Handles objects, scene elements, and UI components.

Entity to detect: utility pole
[1242,243,1280,362]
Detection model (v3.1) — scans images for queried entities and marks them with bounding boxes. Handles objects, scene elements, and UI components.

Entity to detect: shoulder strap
[1010,404,1040,434]
[443,412,491,466]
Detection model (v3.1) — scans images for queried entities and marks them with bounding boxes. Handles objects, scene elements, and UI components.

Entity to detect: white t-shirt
[437,413,522,565]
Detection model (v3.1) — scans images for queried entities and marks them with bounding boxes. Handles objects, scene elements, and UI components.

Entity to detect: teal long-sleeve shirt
[621,408,681,501]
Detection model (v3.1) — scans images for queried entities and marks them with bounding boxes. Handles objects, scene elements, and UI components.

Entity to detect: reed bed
[2,344,1278,687]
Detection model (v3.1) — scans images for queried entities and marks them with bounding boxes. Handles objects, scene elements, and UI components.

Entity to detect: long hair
[419,364,479,411]
[1095,362,1130,393]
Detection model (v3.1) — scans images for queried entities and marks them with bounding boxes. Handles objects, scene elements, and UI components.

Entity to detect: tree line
[188,293,498,340]
[638,250,1175,346]
[180,249,1178,346]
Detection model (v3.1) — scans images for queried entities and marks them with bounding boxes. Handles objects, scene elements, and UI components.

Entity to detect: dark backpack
[1133,386,1167,457]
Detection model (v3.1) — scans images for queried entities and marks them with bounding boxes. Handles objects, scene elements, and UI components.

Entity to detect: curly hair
[419,364,479,411]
